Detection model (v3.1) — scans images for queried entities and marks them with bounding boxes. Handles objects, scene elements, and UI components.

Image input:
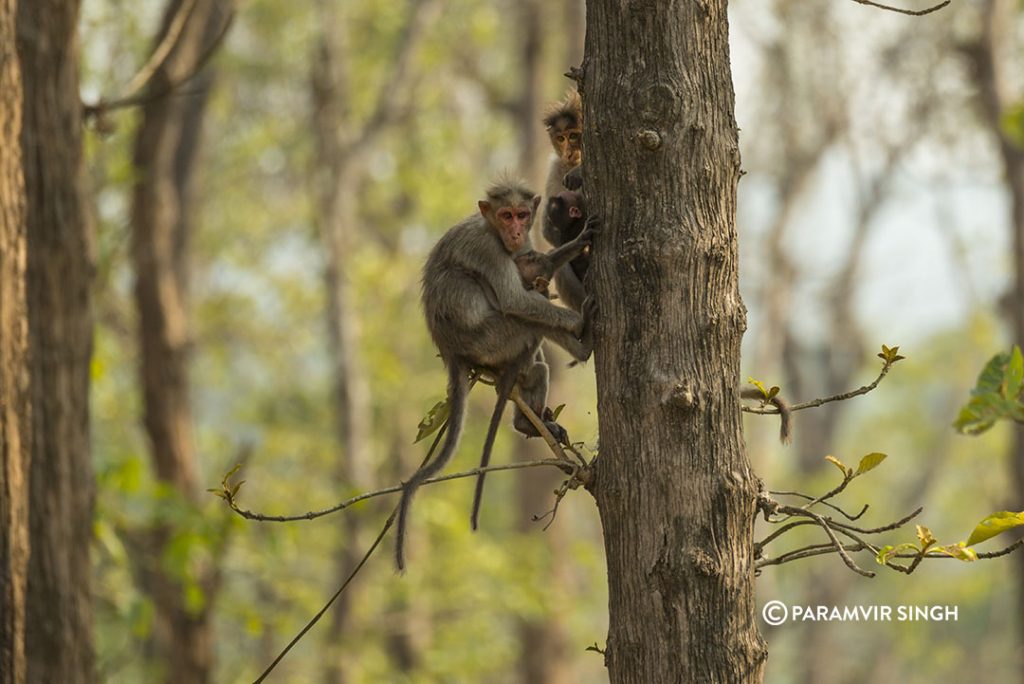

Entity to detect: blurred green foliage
[80,0,1022,683]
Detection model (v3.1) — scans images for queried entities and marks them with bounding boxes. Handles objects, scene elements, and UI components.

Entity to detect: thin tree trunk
[130,1,230,681]
[17,1,97,682]
[311,8,372,682]
[968,2,1024,674]
[0,1,29,679]
[585,1,765,681]
[512,4,573,680]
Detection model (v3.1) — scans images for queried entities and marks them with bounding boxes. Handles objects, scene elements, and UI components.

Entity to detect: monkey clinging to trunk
[396,176,597,570]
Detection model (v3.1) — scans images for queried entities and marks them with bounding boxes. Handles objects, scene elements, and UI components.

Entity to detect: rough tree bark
[16,1,97,682]
[0,1,29,680]
[584,1,765,681]
[129,1,231,681]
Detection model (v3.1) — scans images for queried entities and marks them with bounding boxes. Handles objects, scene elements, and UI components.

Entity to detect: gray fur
[396,206,595,570]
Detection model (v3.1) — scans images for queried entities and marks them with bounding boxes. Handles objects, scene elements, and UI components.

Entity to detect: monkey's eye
[516,211,531,221]
[556,135,565,143]
[498,210,514,221]
[569,133,580,141]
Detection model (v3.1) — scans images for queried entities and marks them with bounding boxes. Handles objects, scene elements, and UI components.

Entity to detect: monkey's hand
[541,407,570,446]
[579,214,601,244]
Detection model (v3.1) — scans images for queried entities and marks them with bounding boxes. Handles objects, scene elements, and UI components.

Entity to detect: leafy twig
[744,345,904,417]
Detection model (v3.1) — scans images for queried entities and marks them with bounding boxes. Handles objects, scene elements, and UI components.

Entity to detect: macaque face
[551,122,582,166]
[480,197,540,253]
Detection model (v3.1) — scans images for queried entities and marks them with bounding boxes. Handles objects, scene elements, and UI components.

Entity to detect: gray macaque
[396,176,597,570]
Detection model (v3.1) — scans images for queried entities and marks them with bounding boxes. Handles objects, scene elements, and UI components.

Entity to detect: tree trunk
[0,1,29,679]
[129,1,230,681]
[17,1,97,682]
[311,9,372,682]
[968,1,1024,671]
[585,1,765,681]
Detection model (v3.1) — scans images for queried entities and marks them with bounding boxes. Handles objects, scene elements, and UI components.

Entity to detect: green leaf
[915,525,936,549]
[954,348,1024,435]
[877,344,907,365]
[1004,346,1024,399]
[415,399,449,443]
[824,455,850,478]
[853,452,887,476]
[747,377,769,399]
[966,511,1024,547]
[224,462,243,480]
[928,543,977,562]
[876,542,918,564]
[766,386,780,401]
[550,403,566,421]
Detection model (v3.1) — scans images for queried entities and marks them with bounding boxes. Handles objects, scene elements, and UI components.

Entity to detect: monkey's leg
[512,349,569,444]
[542,297,596,363]
[553,268,587,313]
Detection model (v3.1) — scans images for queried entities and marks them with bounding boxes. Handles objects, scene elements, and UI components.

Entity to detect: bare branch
[351,0,442,152]
[121,0,199,98]
[769,489,868,520]
[224,458,572,523]
[254,509,395,683]
[84,5,235,118]
[847,0,950,15]
[787,505,875,577]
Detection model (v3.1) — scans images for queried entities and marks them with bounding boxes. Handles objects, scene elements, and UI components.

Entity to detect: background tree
[0,0,30,679]
[19,0,96,681]
[75,0,1024,681]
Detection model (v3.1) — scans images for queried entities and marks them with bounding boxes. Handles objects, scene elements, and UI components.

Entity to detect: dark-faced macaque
[514,213,598,300]
[542,183,591,313]
[396,176,597,570]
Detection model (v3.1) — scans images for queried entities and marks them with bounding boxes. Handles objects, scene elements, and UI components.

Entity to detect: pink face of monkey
[479,195,542,253]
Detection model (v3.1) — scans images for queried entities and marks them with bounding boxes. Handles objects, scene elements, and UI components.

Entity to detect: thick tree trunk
[129,1,230,681]
[16,1,97,682]
[0,1,29,680]
[585,1,765,681]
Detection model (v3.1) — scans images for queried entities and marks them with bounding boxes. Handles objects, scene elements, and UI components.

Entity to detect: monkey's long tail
[395,363,468,571]
[470,366,518,531]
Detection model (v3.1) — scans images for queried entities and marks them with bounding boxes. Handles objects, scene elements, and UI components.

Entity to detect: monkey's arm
[552,268,588,314]
[545,216,598,270]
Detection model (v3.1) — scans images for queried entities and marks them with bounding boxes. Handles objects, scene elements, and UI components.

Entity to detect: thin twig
[769,490,868,520]
[253,509,395,683]
[509,387,574,463]
[780,504,875,577]
[848,0,950,16]
[744,358,895,417]
[226,459,572,523]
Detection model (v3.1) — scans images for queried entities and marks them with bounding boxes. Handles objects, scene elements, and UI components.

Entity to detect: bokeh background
[79,0,1023,681]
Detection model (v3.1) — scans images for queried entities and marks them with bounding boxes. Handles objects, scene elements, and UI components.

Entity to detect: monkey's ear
[478,200,491,218]
[531,195,542,213]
